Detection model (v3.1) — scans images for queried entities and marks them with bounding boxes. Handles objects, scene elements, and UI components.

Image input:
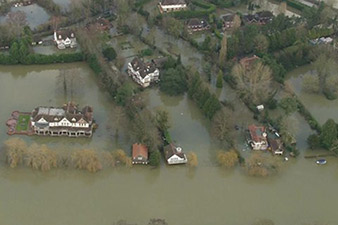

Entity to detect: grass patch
[16,114,30,132]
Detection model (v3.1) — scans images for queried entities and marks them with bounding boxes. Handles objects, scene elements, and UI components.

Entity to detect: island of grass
[15,114,31,132]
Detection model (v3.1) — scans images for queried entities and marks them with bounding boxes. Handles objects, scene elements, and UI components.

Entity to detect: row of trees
[217,150,282,177]
[4,138,132,172]
[188,72,222,119]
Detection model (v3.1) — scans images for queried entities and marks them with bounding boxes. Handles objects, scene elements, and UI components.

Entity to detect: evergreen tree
[320,119,337,149]
[149,150,161,167]
[216,70,223,88]
[9,41,19,63]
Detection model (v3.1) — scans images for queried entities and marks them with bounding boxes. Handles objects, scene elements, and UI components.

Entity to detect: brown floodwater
[286,64,338,124]
[0,63,338,225]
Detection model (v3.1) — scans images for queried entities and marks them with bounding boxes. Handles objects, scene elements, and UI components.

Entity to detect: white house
[159,0,187,13]
[128,57,159,88]
[54,29,77,50]
[30,103,94,137]
[248,124,268,150]
[164,144,187,165]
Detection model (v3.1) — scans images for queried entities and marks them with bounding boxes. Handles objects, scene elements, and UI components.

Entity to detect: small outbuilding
[132,143,148,165]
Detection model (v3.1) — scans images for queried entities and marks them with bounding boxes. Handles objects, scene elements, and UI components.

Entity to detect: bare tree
[4,138,27,168]
[232,62,272,104]
[6,11,27,39]
[72,149,102,173]
[57,68,84,101]
[25,143,58,172]
[211,109,234,146]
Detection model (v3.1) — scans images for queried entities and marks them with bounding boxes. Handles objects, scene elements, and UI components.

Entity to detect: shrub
[279,97,298,115]
[87,54,102,75]
[102,47,117,61]
[160,66,187,96]
[149,150,161,167]
[140,48,153,56]
[307,134,321,150]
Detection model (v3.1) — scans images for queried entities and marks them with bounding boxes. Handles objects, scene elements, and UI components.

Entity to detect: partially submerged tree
[211,110,234,146]
[187,152,198,168]
[149,150,161,167]
[25,143,58,172]
[4,138,27,168]
[155,109,170,132]
[244,153,281,177]
[320,119,337,149]
[217,150,238,168]
[72,149,102,172]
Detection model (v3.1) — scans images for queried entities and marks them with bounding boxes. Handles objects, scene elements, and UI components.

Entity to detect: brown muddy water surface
[0,63,338,225]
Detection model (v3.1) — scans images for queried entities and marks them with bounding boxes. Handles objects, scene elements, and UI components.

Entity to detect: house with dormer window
[54,29,77,49]
[128,57,159,88]
[30,103,94,137]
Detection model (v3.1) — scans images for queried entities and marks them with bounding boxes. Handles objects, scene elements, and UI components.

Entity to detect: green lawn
[16,114,31,132]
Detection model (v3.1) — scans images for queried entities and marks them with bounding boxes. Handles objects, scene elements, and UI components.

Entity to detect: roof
[55,29,75,40]
[130,57,157,78]
[248,124,267,143]
[187,18,208,27]
[152,57,168,68]
[256,11,273,18]
[222,14,235,22]
[31,102,93,124]
[164,144,186,160]
[269,139,283,151]
[239,55,259,68]
[132,143,148,159]
[160,0,186,5]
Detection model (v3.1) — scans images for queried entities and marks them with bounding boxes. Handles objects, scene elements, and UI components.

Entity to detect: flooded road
[0,64,338,225]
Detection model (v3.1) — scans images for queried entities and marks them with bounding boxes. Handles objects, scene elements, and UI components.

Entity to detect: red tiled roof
[248,124,267,143]
[239,55,259,68]
[132,143,148,159]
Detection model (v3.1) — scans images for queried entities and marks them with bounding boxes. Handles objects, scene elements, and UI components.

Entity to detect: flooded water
[286,64,338,124]
[1,64,338,225]
[0,4,50,29]
[142,26,204,72]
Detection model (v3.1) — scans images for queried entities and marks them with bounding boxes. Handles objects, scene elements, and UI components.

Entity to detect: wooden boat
[316,159,327,165]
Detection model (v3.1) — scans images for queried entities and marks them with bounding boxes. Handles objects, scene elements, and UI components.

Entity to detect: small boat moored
[316,159,327,165]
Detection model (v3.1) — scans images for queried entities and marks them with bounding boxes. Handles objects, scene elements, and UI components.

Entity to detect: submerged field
[0,63,338,225]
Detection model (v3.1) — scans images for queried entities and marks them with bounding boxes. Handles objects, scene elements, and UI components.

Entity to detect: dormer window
[58,35,62,39]
[54,117,58,121]
[71,118,76,122]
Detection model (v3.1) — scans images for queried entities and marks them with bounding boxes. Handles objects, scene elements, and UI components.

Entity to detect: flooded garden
[0,63,338,225]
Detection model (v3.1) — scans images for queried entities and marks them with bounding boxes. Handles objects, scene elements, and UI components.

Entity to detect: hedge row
[275,0,308,11]
[295,98,322,133]
[0,52,84,65]
[172,0,216,19]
